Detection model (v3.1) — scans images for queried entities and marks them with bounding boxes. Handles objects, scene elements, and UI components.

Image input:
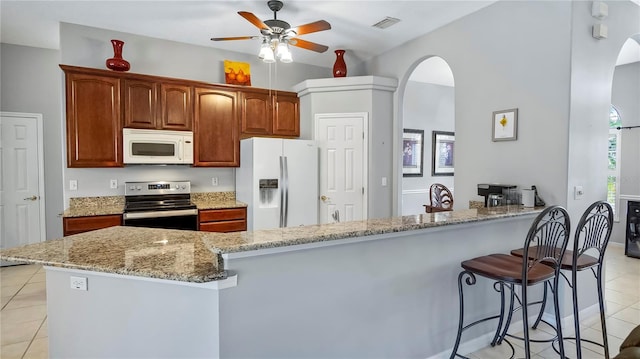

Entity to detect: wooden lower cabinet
[63,215,122,236]
[198,208,247,233]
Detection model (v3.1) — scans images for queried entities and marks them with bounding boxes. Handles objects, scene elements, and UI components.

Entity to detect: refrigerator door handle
[283,156,289,227]
[279,156,285,228]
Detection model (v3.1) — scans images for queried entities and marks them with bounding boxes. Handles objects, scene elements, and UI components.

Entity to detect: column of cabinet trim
[194,86,240,167]
[65,71,123,167]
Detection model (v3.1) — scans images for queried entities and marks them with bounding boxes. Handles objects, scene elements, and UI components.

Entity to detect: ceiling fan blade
[289,38,329,53]
[293,20,331,35]
[238,11,271,32]
[211,36,259,41]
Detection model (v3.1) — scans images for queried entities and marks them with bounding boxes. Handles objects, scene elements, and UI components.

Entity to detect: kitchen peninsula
[1,206,543,358]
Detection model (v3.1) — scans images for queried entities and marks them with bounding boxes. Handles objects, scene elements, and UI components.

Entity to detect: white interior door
[0,112,45,260]
[315,113,367,224]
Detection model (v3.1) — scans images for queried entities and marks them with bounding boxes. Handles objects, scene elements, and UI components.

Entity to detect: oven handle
[123,208,198,220]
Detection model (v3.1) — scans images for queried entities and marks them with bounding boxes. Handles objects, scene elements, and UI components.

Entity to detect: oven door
[123,209,198,231]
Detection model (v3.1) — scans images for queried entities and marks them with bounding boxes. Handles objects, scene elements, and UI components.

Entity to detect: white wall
[402,80,454,215]
[0,43,65,239]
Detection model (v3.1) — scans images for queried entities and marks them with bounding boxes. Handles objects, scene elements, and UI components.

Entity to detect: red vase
[106,39,130,72]
[332,49,347,77]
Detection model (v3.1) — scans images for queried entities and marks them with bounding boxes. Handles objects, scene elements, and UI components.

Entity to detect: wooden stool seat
[511,247,599,271]
[462,253,555,285]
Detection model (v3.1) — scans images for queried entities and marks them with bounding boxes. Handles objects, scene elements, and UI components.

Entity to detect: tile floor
[0,244,638,358]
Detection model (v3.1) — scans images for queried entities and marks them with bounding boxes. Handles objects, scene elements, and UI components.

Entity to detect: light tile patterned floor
[0,245,637,358]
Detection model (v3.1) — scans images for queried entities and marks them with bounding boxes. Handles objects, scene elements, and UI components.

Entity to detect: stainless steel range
[123,181,198,231]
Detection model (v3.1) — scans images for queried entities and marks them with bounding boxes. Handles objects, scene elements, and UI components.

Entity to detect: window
[608,106,621,221]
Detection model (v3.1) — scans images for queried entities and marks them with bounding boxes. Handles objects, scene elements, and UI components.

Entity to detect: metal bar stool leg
[552,276,566,358]
[596,266,610,359]
[521,284,532,359]
[532,281,549,330]
[497,283,516,346]
[450,270,474,359]
[572,265,582,359]
[490,281,507,346]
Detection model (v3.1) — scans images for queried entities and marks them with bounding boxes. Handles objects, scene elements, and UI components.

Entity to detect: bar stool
[511,201,613,358]
[450,206,571,359]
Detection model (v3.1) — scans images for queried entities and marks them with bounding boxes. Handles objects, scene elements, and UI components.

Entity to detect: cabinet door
[193,87,239,167]
[240,90,272,137]
[65,72,122,167]
[63,215,122,236]
[160,84,192,131]
[123,79,157,129]
[272,92,300,137]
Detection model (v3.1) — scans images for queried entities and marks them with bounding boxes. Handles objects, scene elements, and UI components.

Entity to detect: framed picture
[224,60,251,86]
[492,108,518,141]
[402,129,424,177]
[432,131,455,176]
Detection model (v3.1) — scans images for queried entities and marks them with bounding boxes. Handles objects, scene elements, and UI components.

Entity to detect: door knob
[320,195,330,202]
[23,195,38,201]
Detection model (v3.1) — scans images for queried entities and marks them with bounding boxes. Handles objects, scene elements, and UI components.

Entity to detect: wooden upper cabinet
[160,83,192,131]
[64,70,122,168]
[123,79,157,129]
[241,90,272,137]
[123,81,192,131]
[193,86,240,167]
[239,90,300,138]
[273,92,300,137]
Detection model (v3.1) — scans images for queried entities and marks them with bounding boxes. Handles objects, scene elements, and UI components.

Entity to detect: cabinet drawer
[199,208,246,222]
[199,220,246,233]
[63,215,122,236]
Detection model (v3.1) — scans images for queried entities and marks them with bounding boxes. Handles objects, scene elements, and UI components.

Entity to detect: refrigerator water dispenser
[259,179,279,208]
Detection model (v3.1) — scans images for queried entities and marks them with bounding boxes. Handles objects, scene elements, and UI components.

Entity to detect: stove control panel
[125,181,191,196]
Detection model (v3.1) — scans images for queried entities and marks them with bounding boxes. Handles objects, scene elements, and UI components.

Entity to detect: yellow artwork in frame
[224,60,251,86]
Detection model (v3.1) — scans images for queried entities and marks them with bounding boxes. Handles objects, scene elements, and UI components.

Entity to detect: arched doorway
[400,56,455,215]
[610,36,640,244]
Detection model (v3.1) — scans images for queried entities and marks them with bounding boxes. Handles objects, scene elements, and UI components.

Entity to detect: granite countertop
[1,205,543,283]
[63,192,246,217]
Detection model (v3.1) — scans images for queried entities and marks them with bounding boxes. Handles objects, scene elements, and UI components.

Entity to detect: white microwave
[123,128,194,164]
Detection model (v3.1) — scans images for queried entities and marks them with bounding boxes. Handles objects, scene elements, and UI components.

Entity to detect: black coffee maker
[477,184,517,207]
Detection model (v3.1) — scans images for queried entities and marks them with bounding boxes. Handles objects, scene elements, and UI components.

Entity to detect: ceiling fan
[211,0,331,61]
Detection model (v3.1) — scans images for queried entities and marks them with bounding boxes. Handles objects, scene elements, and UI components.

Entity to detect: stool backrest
[427,183,454,212]
[522,206,571,281]
[573,201,613,266]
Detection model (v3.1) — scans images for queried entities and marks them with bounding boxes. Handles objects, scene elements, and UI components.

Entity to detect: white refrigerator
[236,137,319,231]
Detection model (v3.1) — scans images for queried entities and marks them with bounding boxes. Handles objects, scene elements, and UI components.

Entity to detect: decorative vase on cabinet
[332,49,347,77]
[106,39,131,72]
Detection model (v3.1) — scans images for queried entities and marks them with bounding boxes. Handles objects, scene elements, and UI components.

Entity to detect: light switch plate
[211,177,219,186]
[69,180,78,191]
[574,185,584,200]
[110,179,118,189]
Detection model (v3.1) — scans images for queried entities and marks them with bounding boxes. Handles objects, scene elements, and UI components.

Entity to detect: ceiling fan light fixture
[275,41,288,58]
[279,44,293,63]
[258,39,271,59]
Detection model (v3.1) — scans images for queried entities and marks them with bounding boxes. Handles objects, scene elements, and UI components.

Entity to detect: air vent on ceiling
[372,16,401,29]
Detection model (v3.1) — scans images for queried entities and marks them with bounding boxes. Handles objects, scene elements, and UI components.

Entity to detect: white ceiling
[1,1,638,87]
[0,0,496,69]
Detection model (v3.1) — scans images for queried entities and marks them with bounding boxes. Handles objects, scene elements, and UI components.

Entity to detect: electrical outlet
[110,179,118,189]
[211,177,219,186]
[381,177,387,186]
[69,180,78,191]
[70,276,88,291]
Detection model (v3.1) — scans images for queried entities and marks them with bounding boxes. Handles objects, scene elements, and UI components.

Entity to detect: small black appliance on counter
[477,183,517,207]
[626,201,640,259]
